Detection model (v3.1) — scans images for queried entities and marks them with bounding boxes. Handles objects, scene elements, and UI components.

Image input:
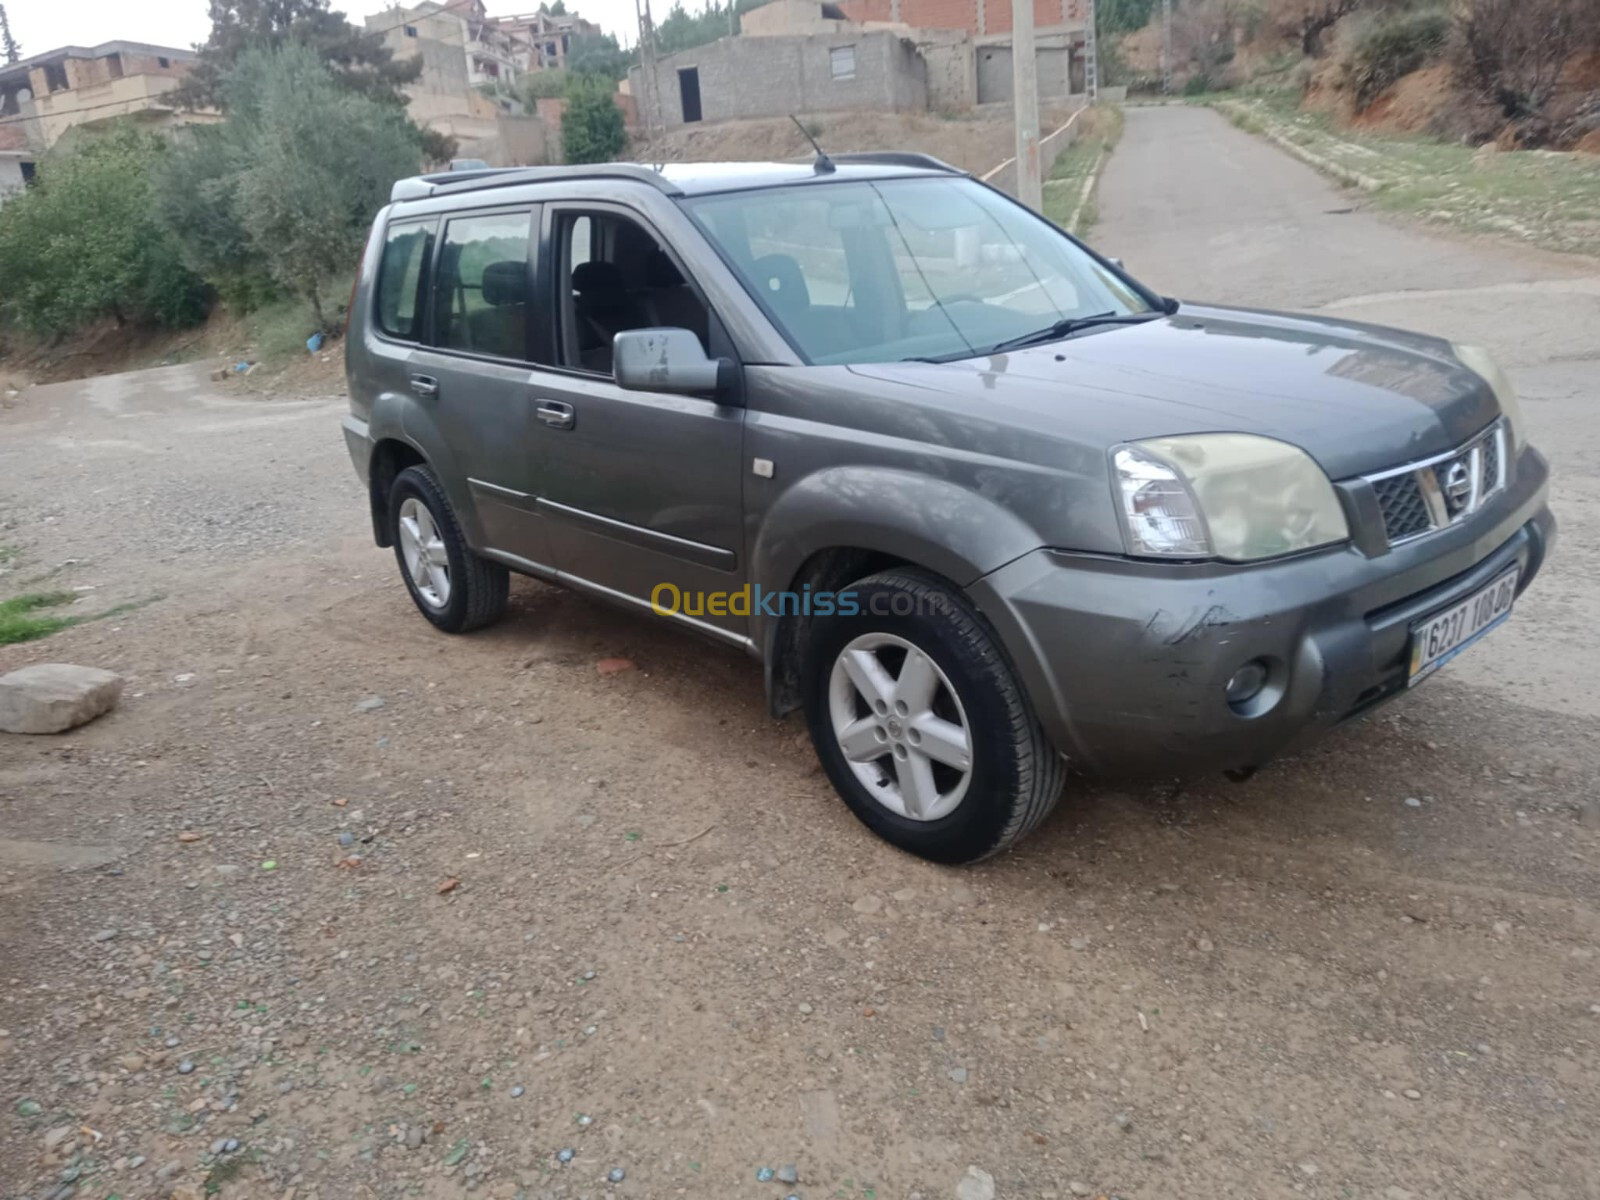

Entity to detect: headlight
[1452,342,1525,451]
[1112,434,1349,561]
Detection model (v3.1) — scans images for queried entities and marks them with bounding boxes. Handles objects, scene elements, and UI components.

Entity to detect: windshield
[683,175,1152,365]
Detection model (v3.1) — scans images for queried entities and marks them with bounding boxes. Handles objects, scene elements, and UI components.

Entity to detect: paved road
[2,111,1599,1200]
[1098,103,1600,717]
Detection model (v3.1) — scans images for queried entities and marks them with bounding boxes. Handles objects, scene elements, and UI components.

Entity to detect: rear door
[408,204,554,569]
[361,213,436,423]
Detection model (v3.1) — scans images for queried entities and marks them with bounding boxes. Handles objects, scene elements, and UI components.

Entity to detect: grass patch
[0,591,78,645]
[1207,92,1600,257]
[1042,106,1126,238]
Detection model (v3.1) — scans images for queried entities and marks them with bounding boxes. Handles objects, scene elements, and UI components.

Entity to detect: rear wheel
[389,465,508,633]
[801,568,1065,863]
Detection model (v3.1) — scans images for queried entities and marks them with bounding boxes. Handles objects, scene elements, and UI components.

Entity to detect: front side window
[433,211,533,360]
[374,220,435,341]
[685,176,1150,365]
[555,211,710,374]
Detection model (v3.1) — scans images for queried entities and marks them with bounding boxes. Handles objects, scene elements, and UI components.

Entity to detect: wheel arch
[753,468,1047,718]
[367,437,428,547]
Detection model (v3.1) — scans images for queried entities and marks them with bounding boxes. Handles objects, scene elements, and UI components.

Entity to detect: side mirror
[613,328,729,395]
[1106,257,1125,271]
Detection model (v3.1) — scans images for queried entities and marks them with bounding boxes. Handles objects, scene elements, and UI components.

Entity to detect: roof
[0,40,198,81]
[390,153,964,203]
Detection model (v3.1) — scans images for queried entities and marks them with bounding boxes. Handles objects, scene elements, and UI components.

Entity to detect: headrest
[750,254,810,312]
[646,248,686,288]
[572,260,624,295]
[480,260,527,307]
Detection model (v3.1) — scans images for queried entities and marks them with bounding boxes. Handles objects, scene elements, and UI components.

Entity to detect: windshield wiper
[981,310,1161,355]
[898,310,1163,364]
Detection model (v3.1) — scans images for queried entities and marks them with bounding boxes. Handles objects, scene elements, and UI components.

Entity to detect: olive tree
[161,45,422,329]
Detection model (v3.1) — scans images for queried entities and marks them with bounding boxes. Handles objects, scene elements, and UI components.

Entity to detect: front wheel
[389,464,508,633]
[801,568,1065,863]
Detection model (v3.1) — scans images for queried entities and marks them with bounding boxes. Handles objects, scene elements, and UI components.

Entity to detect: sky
[2,0,685,58]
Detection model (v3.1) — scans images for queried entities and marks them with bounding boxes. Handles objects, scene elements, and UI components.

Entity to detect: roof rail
[826,151,964,174]
[390,163,682,204]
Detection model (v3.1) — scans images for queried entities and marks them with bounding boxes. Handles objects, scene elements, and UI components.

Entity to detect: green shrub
[0,125,208,336]
[1342,7,1450,111]
[561,75,625,164]
[521,67,570,101]
[154,126,280,313]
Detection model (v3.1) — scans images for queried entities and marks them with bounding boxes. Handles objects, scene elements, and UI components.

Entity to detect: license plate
[1408,566,1519,686]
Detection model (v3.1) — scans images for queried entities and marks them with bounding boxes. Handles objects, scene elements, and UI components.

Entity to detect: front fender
[750,466,1046,654]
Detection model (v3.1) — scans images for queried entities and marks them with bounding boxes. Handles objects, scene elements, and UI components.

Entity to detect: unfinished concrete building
[0,41,215,153]
[630,0,1088,131]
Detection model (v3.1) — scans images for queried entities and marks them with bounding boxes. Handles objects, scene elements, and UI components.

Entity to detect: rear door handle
[410,374,439,398]
[536,400,575,430]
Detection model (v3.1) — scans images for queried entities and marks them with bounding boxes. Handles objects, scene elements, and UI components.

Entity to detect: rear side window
[375,220,434,341]
[433,211,534,361]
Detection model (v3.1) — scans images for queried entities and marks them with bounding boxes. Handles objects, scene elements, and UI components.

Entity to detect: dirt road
[3,107,1599,1200]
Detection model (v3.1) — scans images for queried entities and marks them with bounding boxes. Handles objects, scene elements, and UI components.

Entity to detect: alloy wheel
[397,497,451,609]
[827,631,974,821]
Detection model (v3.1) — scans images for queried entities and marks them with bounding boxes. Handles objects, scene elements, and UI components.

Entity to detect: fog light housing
[1225,659,1269,707]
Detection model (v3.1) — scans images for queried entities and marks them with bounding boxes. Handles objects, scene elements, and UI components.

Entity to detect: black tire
[388,464,508,634]
[800,567,1066,864]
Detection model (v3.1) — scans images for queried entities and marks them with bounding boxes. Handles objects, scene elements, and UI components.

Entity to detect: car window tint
[375,221,434,341]
[434,211,532,360]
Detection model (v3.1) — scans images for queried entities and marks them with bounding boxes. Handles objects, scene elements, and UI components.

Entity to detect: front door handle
[536,400,575,430]
[410,374,439,398]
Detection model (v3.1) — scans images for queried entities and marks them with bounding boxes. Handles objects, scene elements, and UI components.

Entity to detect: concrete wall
[631,30,927,129]
[974,32,1079,105]
[836,0,1084,36]
[742,0,856,36]
[917,33,975,112]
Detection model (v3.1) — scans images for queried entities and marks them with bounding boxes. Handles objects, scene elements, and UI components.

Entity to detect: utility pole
[1010,0,1041,211]
[0,3,21,66]
[1082,0,1098,105]
[1160,0,1172,95]
[635,0,665,156]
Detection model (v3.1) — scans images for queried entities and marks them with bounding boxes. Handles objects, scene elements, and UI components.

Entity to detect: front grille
[1372,473,1432,542]
[1365,420,1508,549]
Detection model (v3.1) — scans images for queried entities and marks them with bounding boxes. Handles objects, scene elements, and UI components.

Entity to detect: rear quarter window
[375,220,435,341]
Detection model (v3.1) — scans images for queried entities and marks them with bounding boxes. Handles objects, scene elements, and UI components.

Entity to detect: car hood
[845,304,1499,480]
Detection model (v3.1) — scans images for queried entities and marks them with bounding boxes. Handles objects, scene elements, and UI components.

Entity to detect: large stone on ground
[0,663,123,734]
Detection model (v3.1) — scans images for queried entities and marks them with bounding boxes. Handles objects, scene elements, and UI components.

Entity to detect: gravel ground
[3,108,1600,1200]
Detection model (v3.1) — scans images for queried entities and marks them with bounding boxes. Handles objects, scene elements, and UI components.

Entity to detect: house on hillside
[629,0,1088,130]
[0,41,216,153]
[491,8,604,73]
[367,0,556,166]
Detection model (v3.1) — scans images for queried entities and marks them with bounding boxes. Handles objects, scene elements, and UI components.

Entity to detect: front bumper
[972,445,1555,777]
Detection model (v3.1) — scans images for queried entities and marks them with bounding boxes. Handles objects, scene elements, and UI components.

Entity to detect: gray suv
[342,155,1554,863]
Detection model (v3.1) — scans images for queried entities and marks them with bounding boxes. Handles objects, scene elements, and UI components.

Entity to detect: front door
[529,203,746,641]
[678,67,702,123]
[409,204,554,570]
